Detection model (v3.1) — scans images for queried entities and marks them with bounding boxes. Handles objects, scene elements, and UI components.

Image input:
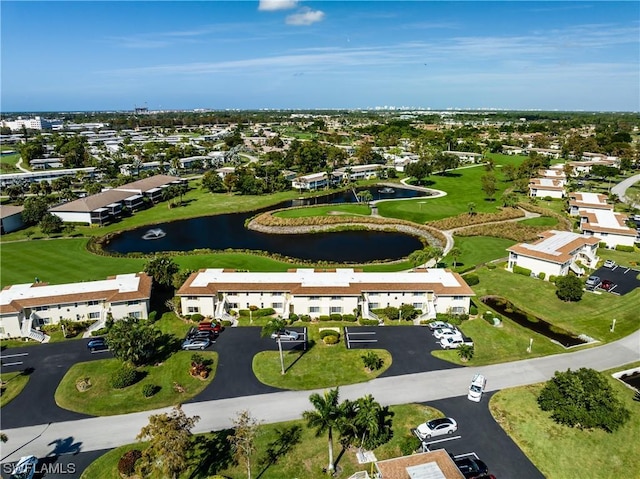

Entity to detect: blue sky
[1,1,638,112]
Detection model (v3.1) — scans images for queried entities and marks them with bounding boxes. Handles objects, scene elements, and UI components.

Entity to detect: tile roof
[579,210,636,236]
[0,205,24,219]
[375,450,465,479]
[507,230,599,264]
[49,189,137,213]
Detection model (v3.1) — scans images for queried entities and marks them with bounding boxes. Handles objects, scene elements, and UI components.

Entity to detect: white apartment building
[1,116,62,132]
[568,192,613,216]
[0,273,152,341]
[177,268,474,321]
[291,172,341,190]
[441,151,483,163]
[507,230,600,279]
[529,178,565,198]
[578,210,638,248]
[334,164,384,181]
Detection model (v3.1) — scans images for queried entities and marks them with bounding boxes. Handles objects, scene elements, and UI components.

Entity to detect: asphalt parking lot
[591,264,640,295]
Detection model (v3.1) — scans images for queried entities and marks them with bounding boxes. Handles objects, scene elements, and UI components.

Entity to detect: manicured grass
[81,403,443,479]
[377,164,515,223]
[0,152,21,173]
[517,216,559,227]
[253,324,392,390]
[54,351,217,416]
[489,363,640,479]
[274,204,371,218]
[0,238,413,288]
[597,247,640,269]
[472,267,640,341]
[443,236,515,271]
[431,314,565,366]
[1,370,31,407]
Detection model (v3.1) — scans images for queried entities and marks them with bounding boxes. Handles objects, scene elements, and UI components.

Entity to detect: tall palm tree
[303,388,342,475]
[261,318,287,375]
[450,247,462,268]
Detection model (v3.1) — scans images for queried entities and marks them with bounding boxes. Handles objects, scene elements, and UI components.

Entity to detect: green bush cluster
[117,449,142,476]
[398,435,420,456]
[361,351,384,370]
[323,335,339,345]
[191,313,204,322]
[288,313,299,321]
[615,245,635,252]
[91,327,108,337]
[298,314,312,322]
[538,272,546,280]
[342,314,357,322]
[221,320,232,327]
[147,311,158,323]
[486,263,497,270]
[110,365,139,389]
[359,318,379,326]
[318,315,331,321]
[463,273,480,286]
[238,308,276,317]
[513,265,532,277]
[549,275,558,283]
[469,304,478,315]
[142,384,159,398]
[319,329,340,339]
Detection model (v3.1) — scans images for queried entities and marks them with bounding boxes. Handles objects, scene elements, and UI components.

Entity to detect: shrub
[599,242,607,248]
[615,244,635,252]
[342,314,357,322]
[110,365,139,389]
[142,384,159,398]
[91,327,108,337]
[147,311,158,323]
[513,265,532,277]
[463,273,479,286]
[538,272,546,280]
[319,329,340,339]
[469,304,478,315]
[361,351,384,370]
[359,318,379,326]
[482,311,494,325]
[257,308,276,317]
[191,313,204,322]
[319,315,331,321]
[543,196,553,201]
[323,335,339,345]
[549,275,557,284]
[299,314,312,322]
[486,263,497,270]
[117,449,142,476]
[555,275,584,302]
[221,320,232,327]
[398,435,420,456]
[288,313,299,322]
[329,313,343,321]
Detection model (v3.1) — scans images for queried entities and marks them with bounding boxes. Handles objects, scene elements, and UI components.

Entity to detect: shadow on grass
[187,428,235,478]
[256,425,302,479]
[149,333,183,363]
[284,339,315,374]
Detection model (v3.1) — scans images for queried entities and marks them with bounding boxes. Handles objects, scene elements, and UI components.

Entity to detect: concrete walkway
[2,329,638,463]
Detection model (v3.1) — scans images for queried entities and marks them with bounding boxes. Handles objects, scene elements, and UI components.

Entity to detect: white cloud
[286,7,325,26]
[258,0,299,12]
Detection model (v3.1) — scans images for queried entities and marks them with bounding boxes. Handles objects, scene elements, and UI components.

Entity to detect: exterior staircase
[21,315,50,343]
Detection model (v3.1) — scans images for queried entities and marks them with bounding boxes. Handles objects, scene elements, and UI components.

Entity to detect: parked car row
[429,322,474,350]
[585,275,616,293]
[181,321,224,350]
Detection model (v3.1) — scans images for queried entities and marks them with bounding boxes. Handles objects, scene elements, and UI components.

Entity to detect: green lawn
[1,370,31,407]
[0,152,21,174]
[54,351,217,416]
[377,164,515,223]
[489,363,640,479]
[253,325,392,389]
[274,204,371,218]
[81,403,443,479]
[443,236,515,271]
[517,216,559,227]
[472,267,640,341]
[597,247,640,269]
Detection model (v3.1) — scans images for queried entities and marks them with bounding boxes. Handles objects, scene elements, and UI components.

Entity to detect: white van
[467,374,487,402]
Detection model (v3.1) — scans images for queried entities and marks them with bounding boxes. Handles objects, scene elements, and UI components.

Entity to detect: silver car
[181,338,210,350]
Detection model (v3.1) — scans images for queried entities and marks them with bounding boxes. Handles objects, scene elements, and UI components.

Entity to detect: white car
[427,320,454,331]
[440,336,474,349]
[603,260,616,268]
[467,374,487,402]
[433,327,461,340]
[270,329,300,340]
[415,417,458,439]
[10,455,38,479]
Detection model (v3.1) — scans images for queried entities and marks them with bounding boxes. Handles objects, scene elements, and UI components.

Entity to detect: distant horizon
[2,1,638,112]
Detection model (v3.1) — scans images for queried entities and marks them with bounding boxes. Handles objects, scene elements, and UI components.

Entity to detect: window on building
[370,303,379,309]
[413,303,423,309]
[309,306,320,313]
[228,303,239,309]
[272,302,283,309]
[127,301,138,306]
[451,307,465,314]
[331,296,341,301]
[309,296,320,300]
[34,306,49,311]
[453,296,464,301]
[187,306,200,313]
[187,296,197,300]
[88,301,100,306]
[88,312,100,319]
[330,306,342,313]
[131,311,142,318]
[414,292,425,296]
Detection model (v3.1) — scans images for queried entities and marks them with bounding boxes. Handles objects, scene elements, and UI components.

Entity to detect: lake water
[105,186,429,263]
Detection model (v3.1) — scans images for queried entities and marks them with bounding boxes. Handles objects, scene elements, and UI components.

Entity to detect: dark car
[454,457,489,479]
[192,330,217,341]
[87,337,108,351]
[600,279,614,291]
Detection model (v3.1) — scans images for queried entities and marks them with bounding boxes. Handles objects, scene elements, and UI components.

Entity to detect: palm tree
[261,318,287,375]
[457,344,474,362]
[450,247,462,268]
[303,388,342,475]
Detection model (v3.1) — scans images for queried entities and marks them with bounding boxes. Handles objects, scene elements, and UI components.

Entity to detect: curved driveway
[2,329,638,464]
[611,173,640,209]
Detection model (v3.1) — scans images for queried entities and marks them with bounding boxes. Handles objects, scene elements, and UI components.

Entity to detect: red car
[198,321,222,333]
[600,279,614,291]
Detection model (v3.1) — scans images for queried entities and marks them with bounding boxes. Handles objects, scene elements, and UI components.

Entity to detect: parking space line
[90,349,111,354]
[1,361,23,366]
[348,339,378,343]
[1,352,29,359]
[347,331,376,335]
[424,435,462,445]
[452,452,479,460]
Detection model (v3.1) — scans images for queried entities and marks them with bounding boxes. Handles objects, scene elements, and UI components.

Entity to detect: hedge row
[238,308,276,317]
[426,207,524,230]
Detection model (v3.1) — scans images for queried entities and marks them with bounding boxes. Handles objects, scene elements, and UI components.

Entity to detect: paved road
[2,329,638,464]
[611,173,640,209]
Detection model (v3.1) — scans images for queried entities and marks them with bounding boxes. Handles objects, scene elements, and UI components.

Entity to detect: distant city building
[1,116,63,132]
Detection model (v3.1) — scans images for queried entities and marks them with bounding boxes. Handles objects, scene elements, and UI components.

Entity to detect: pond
[481,296,587,347]
[104,186,429,263]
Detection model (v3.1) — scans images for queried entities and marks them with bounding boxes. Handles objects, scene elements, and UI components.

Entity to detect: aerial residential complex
[177,268,474,321]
